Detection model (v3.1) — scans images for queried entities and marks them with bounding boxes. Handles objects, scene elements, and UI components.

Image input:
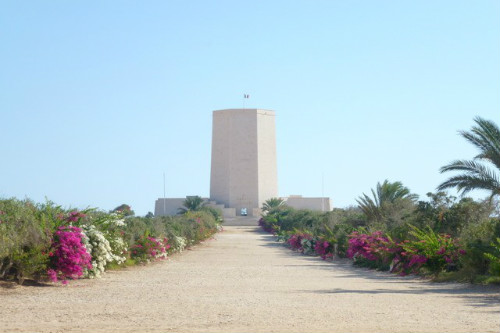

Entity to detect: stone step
[222,216,260,226]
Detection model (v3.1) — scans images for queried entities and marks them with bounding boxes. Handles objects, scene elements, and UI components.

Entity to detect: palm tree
[177,196,205,214]
[438,117,500,200]
[356,180,418,222]
[261,197,285,214]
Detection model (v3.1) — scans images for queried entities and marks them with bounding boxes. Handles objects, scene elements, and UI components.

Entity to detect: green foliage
[456,218,500,280]
[200,206,223,223]
[124,210,219,250]
[267,208,323,233]
[0,199,53,283]
[408,192,494,237]
[260,186,500,282]
[260,205,357,258]
[483,238,500,277]
[401,225,463,276]
[315,213,357,257]
[323,207,366,228]
[0,197,221,285]
[257,118,500,284]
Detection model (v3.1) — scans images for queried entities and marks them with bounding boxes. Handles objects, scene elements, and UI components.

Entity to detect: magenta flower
[47,226,92,284]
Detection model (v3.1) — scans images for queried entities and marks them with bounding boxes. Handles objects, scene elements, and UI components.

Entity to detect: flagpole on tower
[243,93,249,109]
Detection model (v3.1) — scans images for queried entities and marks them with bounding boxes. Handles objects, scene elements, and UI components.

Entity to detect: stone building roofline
[213,108,275,116]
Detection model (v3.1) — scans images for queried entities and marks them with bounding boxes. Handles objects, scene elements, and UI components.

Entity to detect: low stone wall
[154,198,186,216]
[284,196,331,212]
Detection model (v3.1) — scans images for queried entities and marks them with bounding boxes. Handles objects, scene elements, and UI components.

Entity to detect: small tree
[356,180,418,225]
[262,198,285,215]
[112,204,134,216]
[177,196,205,215]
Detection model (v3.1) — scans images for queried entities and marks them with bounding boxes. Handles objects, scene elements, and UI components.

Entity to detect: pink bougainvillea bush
[346,231,396,270]
[256,193,498,282]
[346,227,466,276]
[390,226,465,276]
[130,236,170,263]
[0,198,224,285]
[259,217,277,234]
[47,226,92,284]
[314,238,334,260]
[286,232,315,254]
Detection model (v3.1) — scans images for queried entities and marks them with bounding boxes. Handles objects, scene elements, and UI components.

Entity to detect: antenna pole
[163,172,166,215]
[322,173,325,212]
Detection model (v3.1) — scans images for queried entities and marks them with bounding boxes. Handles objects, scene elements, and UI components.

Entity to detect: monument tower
[210,109,278,216]
[154,108,331,217]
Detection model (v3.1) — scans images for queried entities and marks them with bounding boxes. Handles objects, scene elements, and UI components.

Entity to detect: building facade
[210,109,278,216]
[283,195,331,212]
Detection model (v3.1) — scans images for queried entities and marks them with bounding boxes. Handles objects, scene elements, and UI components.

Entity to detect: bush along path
[0,198,222,285]
[262,221,464,278]
[258,203,500,284]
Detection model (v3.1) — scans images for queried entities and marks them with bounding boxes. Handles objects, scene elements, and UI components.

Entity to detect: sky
[1,1,499,215]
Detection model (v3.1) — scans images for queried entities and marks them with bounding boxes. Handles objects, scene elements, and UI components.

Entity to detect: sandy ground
[1,226,499,333]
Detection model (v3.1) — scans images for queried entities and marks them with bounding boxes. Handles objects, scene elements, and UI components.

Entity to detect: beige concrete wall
[284,196,331,212]
[154,198,186,216]
[210,109,278,216]
[155,197,235,218]
[210,111,232,207]
[256,110,279,209]
[222,208,236,218]
[205,202,236,218]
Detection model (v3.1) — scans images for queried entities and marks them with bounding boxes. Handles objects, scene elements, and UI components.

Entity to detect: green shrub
[484,238,500,277]
[0,197,222,285]
[0,199,52,284]
[458,218,500,280]
[400,225,464,276]
[123,210,218,251]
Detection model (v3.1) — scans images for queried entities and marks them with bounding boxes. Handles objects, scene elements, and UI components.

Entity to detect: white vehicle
[240,208,247,216]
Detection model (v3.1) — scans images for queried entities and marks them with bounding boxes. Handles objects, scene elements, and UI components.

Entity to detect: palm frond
[459,117,500,169]
[440,159,495,174]
[439,158,500,197]
[437,174,500,198]
[356,193,381,221]
[178,196,205,215]
[358,180,417,222]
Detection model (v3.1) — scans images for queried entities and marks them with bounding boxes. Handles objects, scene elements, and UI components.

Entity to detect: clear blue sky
[1,1,499,215]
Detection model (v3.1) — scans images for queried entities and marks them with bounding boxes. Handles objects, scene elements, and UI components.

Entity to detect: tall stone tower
[210,109,278,216]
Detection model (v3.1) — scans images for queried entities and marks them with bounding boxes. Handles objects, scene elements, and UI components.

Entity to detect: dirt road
[1,226,499,332]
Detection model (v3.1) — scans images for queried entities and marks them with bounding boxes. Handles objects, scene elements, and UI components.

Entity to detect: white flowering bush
[172,236,187,253]
[108,236,127,262]
[88,212,127,262]
[81,225,126,278]
[104,213,126,228]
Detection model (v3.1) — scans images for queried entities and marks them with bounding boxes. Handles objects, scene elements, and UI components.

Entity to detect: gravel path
[1,226,499,332]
